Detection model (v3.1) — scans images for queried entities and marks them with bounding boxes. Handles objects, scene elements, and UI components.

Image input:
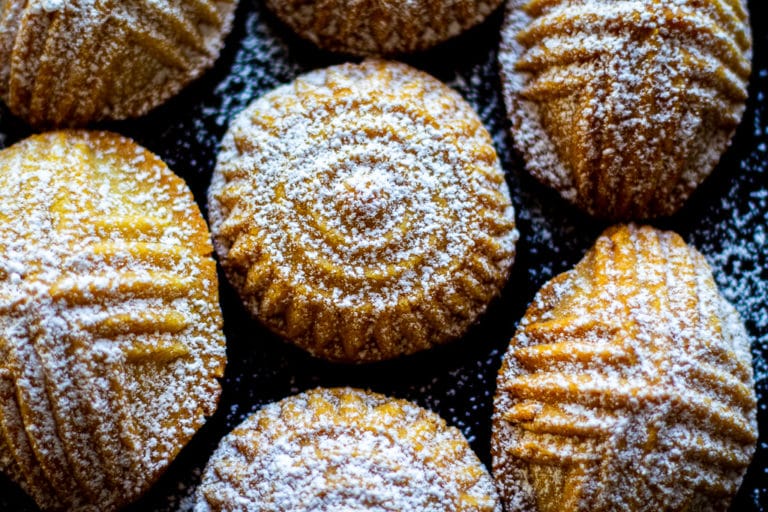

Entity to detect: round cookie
[0,131,227,511]
[208,59,518,363]
[499,0,752,219]
[195,387,501,512]
[0,0,237,127]
[492,224,757,511]
[265,0,503,55]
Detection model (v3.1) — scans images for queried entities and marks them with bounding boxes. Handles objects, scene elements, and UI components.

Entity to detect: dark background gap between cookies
[0,0,766,510]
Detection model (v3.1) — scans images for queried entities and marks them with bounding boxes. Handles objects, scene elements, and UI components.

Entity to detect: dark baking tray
[1,1,766,510]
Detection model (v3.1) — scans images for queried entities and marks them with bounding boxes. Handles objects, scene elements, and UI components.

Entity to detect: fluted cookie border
[208,59,518,363]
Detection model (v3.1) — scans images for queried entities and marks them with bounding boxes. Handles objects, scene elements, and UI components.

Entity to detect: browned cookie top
[196,387,501,511]
[0,131,226,511]
[492,224,757,511]
[208,59,518,363]
[0,0,237,127]
[499,0,751,219]
[265,0,503,55]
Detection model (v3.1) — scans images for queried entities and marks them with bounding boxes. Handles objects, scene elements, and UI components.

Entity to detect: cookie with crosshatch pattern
[0,0,237,127]
[492,224,757,511]
[0,131,226,511]
[499,0,752,218]
[208,59,518,363]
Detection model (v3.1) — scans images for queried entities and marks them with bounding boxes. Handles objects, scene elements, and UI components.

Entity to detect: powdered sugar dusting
[0,131,225,511]
[208,59,518,362]
[195,388,501,511]
[493,224,757,511]
[0,0,237,126]
[499,0,752,218]
[264,0,503,55]
[0,0,766,509]
[203,10,304,129]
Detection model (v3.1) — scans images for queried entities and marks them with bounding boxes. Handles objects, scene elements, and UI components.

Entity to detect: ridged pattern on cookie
[265,0,503,55]
[0,131,226,511]
[0,0,237,127]
[195,387,501,512]
[208,59,518,363]
[499,0,752,219]
[492,224,757,511]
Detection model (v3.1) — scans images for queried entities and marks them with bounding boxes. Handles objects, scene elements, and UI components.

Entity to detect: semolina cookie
[0,0,237,127]
[208,59,518,363]
[195,387,501,512]
[499,0,752,219]
[492,224,757,511]
[0,131,227,511]
[265,0,503,55]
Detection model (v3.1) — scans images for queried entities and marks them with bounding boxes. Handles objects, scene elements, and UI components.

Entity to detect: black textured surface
[0,0,766,510]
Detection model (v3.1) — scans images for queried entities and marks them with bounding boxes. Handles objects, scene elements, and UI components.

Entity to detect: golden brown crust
[0,131,226,511]
[492,224,757,511]
[499,0,752,219]
[265,0,503,55]
[0,0,237,127]
[195,387,501,512]
[208,59,518,363]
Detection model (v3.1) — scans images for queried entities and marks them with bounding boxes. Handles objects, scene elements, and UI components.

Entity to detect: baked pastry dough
[208,59,518,363]
[0,0,237,127]
[265,0,503,55]
[0,131,226,511]
[195,387,501,511]
[492,224,757,511]
[499,0,752,219]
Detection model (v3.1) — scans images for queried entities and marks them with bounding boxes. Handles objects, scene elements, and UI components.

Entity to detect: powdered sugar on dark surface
[0,0,765,510]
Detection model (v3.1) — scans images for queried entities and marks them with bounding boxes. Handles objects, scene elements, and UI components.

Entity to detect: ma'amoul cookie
[492,224,757,511]
[0,131,226,511]
[499,0,752,219]
[195,387,501,512]
[0,0,237,127]
[265,0,503,55]
[208,59,518,363]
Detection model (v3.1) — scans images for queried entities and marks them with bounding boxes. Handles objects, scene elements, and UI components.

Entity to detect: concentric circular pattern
[492,224,757,511]
[265,0,503,55]
[0,131,226,511]
[0,0,237,127]
[208,59,518,363]
[195,387,501,512]
[499,0,752,219]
